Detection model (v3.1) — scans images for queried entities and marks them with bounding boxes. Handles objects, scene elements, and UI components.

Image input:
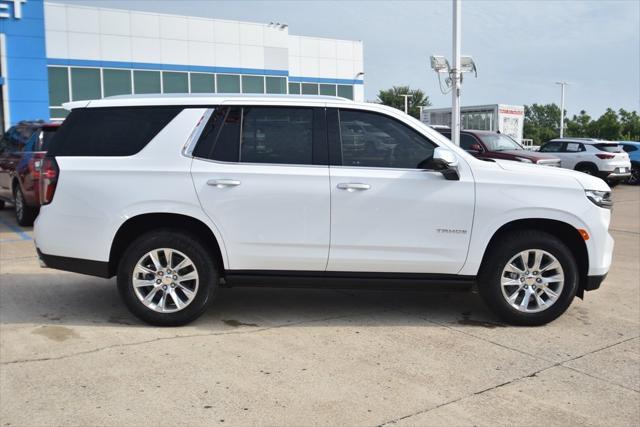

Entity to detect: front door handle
[207,179,241,188]
[337,182,371,191]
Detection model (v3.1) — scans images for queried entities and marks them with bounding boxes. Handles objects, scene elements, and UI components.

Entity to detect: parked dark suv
[437,129,561,166]
[0,121,61,225]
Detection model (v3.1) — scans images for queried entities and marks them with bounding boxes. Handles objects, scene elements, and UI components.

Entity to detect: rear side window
[594,143,622,153]
[622,144,637,153]
[47,107,182,157]
[565,142,584,152]
[194,106,316,165]
[40,128,59,151]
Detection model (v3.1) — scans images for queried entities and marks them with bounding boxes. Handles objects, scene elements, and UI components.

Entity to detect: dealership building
[0,0,365,128]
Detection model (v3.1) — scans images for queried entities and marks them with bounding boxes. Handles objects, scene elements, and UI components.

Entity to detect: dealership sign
[0,0,26,19]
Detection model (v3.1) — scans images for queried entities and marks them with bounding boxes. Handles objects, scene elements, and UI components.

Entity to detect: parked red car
[437,129,561,167]
[0,121,61,226]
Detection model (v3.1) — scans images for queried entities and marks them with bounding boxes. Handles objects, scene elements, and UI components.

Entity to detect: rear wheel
[479,230,579,326]
[13,186,38,226]
[575,164,597,176]
[117,230,218,326]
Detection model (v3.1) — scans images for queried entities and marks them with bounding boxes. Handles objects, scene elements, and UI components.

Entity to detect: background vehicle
[0,121,61,225]
[436,129,561,166]
[539,138,631,186]
[617,141,640,185]
[35,95,613,327]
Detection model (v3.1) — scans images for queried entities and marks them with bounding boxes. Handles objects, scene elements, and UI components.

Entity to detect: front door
[191,106,330,271]
[327,108,474,274]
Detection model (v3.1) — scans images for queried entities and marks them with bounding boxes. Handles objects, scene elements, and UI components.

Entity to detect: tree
[377,86,431,119]
[592,108,622,140]
[566,110,592,138]
[619,109,640,141]
[523,103,562,145]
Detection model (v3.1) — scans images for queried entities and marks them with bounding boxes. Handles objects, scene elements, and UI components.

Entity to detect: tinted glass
[337,85,354,100]
[460,133,480,150]
[134,71,161,94]
[241,107,313,165]
[594,143,622,153]
[103,69,132,97]
[319,84,337,96]
[288,82,301,94]
[339,110,435,168]
[242,75,264,94]
[211,108,241,162]
[71,68,101,101]
[47,107,181,157]
[162,72,188,93]
[540,141,563,152]
[48,67,69,106]
[190,73,215,93]
[265,77,286,94]
[217,74,240,93]
[622,144,637,152]
[301,83,319,95]
[40,128,59,151]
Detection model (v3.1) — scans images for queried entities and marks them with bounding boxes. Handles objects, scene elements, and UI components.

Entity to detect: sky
[56,0,640,117]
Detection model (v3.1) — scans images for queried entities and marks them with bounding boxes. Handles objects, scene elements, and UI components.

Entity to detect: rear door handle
[207,179,241,188]
[337,182,371,191]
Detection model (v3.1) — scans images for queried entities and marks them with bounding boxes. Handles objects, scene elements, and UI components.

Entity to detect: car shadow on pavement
[0,272,500,330]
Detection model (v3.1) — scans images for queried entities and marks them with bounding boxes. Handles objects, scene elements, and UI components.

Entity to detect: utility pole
[556,81,568,138]
[400,94,412,114]
[451,0,462,146]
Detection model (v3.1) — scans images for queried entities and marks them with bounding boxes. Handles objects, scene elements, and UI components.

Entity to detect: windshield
[478,134,523,151]
[594,143,622,153]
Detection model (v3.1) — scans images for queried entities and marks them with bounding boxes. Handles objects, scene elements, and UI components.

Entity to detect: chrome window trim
[182,108,215,157]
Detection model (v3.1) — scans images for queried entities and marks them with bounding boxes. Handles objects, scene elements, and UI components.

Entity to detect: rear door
[190,105,331,271]
[540,141,570,167]
[326,107,474,274]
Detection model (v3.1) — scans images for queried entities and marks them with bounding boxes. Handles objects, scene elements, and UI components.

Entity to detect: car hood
[493,159,610,191]
[493,150,559,161]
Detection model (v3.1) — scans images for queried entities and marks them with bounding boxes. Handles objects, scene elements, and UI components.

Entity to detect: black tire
[607,180,620,188]
[575,164,597,176]
[628,164,639,185]
[117,230,218,326]
[13,186,38,226]
[478,230,579,326]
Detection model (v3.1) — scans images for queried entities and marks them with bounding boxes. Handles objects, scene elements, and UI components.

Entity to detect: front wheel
[628,164,639,185]
[117,230,218,326]
[479,230,579,326]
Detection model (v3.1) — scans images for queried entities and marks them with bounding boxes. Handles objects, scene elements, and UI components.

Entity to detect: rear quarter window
[594,143,622,153]
[47,107,182,157]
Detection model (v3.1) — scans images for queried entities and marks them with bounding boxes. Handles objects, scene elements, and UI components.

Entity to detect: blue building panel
[0,0,49,126]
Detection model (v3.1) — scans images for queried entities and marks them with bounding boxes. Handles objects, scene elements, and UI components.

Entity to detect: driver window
[338,109,435,168]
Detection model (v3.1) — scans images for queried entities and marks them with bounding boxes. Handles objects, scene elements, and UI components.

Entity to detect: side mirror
[469,143,483,152]
[422,147,460,181]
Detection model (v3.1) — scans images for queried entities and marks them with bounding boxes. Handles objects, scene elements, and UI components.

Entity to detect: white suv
[539,138,631,186]
[34,95,614,326]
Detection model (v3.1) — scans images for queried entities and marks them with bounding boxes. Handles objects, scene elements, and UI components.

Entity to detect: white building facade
[0,0,365,126]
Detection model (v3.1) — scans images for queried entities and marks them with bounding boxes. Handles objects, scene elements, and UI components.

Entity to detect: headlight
[515,157,533,163]
[585,190,612,209]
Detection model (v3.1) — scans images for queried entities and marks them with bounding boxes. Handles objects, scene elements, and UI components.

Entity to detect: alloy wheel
[500,249,564,313]
[132,248,199,313]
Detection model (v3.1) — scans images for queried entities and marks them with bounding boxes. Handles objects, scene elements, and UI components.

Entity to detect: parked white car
[35,95,614,327]
[539,138,631,186]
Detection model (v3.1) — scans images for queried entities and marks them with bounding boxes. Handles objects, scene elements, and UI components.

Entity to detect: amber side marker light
[578,229,590,241]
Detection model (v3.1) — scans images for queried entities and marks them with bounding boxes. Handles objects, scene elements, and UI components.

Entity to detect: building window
[190,73,215,93]
[319,84,337,96]
[301,83,319,95]
[134,70,161,94]
[50,108,69,119]
[103,69,132,97]
[265,77,286,94]
[163,72,188,93]
[48,67,69,106]
[71,68,101,101]
[337,85,354,100]
[217,74,240,93]
[288,82,301,95]
[242,75,265,94]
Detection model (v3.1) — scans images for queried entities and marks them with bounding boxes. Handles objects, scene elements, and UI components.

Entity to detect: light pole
[400,94,412,114]
[556,81,568,138]
[451,0,462,147]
